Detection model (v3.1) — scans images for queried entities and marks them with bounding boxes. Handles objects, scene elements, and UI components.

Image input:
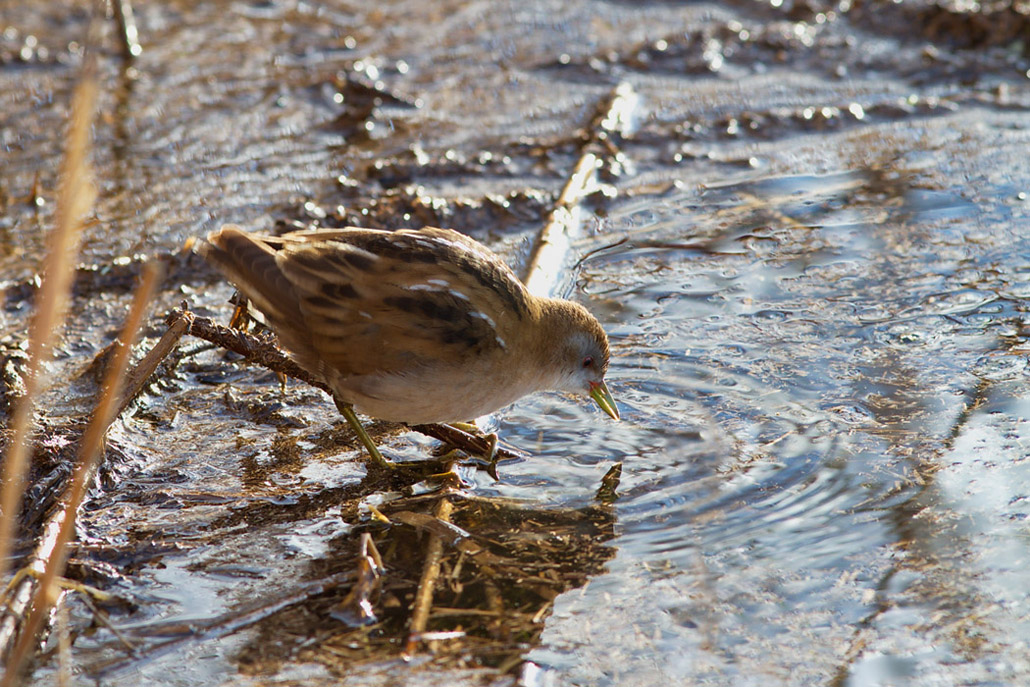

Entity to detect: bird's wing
[275,227,531,379]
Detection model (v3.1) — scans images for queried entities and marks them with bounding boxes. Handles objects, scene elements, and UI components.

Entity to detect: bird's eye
[582,356,594,369]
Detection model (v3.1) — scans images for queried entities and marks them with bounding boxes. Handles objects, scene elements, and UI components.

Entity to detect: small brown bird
[194,224,618,467]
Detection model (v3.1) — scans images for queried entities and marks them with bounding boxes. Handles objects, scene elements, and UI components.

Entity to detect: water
[519,165,1030,684]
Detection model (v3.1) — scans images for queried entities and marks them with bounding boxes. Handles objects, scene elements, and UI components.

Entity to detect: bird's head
[540,300,619,420]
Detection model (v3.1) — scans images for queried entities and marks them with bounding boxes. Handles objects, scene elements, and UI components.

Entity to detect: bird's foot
[447,422,498,461]
[446,422,501,479]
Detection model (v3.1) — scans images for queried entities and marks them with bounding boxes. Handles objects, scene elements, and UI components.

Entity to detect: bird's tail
[193,224,305,329]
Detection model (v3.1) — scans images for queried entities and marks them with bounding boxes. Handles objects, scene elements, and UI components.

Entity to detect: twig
[523,154,599,297]
[115,307,190,418]
[330,533,384,626]
[173,307,321,391]
[405,497,454,655]
[583,81,639,150]
[111,0,142,58]
[77,594,137,655]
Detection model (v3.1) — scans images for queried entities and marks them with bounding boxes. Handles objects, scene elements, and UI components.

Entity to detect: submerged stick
[89,571,356,678]
[405,496,455,654]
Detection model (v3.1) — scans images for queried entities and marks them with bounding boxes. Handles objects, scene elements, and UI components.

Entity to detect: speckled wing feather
[202,225,532,383]
[276,227,532,379]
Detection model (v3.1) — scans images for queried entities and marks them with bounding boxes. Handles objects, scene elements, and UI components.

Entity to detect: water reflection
[527,167,1024,684]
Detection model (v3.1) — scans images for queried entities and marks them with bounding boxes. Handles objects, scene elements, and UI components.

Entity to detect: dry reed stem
[523,153,599,297]
[112,0,142,58]
[522,81,636,297]
[0,72,98,587]
[1,262,162,686]
[405,496,454,655]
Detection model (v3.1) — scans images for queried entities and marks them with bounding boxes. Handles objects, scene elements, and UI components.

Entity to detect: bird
[193,224,619,468]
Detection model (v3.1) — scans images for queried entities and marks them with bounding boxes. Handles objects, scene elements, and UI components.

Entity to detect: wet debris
[262,79,638,250]
[325,60,420,140]
[546,21,832,78]
[365,147,557,188]
[3,419,84,535]
[0,338,30,419]
[79,493,615,678]
[850,0,1030,52]
[634,95,958,156]
[3,70,635,683]
[550,7,1029,89]
[293,188,555,236]
[331,60,420,110]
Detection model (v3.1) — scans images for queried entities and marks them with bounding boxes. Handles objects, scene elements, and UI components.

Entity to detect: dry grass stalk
[0,72,98,586]
[1,262,162,686]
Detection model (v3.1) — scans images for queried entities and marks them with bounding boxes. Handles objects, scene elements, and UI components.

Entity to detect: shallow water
[4,0,1030,685]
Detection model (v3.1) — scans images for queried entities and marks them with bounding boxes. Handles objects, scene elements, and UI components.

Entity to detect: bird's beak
[589,380,620,421]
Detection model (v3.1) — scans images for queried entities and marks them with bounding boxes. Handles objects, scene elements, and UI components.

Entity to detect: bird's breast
[330,357,547,424]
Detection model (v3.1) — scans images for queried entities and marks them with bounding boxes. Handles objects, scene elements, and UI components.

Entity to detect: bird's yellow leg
[335,399,392,470]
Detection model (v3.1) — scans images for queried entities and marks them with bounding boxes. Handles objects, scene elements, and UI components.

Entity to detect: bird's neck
[516,297,576,388]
